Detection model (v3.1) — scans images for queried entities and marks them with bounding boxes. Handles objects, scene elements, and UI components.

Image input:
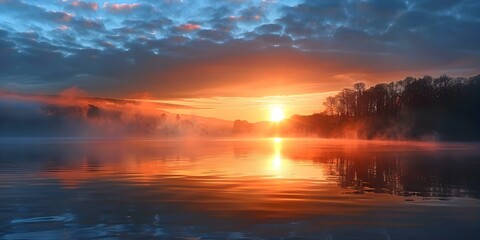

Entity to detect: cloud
[70,17,106,32]
[0,0,478,100]
[414,0,462,11]
[255,23,283,34]
[0,0,74,24]
[68,1,99,12]
[197,29,229,41]
[177,23,201,32]
[103,3,140,13]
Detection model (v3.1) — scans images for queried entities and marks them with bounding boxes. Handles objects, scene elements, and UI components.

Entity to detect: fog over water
[0,92,232,138]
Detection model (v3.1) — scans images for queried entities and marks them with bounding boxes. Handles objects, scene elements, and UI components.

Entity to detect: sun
[270,106,285,122]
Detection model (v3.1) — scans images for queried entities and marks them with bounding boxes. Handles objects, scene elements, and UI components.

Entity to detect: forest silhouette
[284,74,480,141]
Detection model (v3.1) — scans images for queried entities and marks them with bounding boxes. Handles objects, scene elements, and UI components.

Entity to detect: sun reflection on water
[270,137,285,177]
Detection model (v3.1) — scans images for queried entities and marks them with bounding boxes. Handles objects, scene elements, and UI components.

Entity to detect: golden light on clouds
[150,91,339,122]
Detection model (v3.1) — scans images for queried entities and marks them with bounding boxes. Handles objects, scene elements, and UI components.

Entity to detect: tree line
[288,75,480,141]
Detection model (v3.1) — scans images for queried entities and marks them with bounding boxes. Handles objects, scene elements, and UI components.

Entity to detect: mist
[0,91,231,138]
[2,74,480,141]
[231,74,480,141]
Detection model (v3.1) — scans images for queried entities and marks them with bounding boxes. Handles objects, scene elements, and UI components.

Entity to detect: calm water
[1,138,480,240]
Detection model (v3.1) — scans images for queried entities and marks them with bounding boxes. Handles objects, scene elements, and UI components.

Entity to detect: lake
[1,138,479,239]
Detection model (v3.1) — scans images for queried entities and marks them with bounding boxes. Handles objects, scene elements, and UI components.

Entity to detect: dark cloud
[122,18,173,32]
[237,6,264,22]
[255,34,293,46]
[70,17,105,33]
[197,29,230,42]
[255,24,283,34]
[0,0,478,98]
[0,0,73,24]
[414,0,462,11]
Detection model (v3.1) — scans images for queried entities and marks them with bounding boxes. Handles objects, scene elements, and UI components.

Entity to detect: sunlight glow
[269,137,284,177]
[272,153,282,172]
[270,106,285,122]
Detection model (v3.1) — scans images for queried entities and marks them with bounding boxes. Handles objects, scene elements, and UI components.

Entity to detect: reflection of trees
[334,156,405,195]
[2,141,480,200]
[323,154,480,199]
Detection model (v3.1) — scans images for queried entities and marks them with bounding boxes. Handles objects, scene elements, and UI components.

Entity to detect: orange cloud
[61,12,74,22]
[71,1,99,11]
[103,2,140,13]
[178,23,201,31]
[59,86,88,98]
[228,15,261,21]
[57,25,70,31]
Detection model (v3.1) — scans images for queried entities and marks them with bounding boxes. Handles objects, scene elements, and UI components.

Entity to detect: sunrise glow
[270,106,285,122]
[1,0,479,238]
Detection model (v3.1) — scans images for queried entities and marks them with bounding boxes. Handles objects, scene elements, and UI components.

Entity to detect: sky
[0,0,479,121]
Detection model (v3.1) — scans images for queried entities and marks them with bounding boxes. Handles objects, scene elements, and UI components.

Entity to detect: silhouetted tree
[291,74,480,141]
[233,120,254,134]
[86,104,100,118]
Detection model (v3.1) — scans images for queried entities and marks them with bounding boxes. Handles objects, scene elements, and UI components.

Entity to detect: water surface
[1,138,480,239]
